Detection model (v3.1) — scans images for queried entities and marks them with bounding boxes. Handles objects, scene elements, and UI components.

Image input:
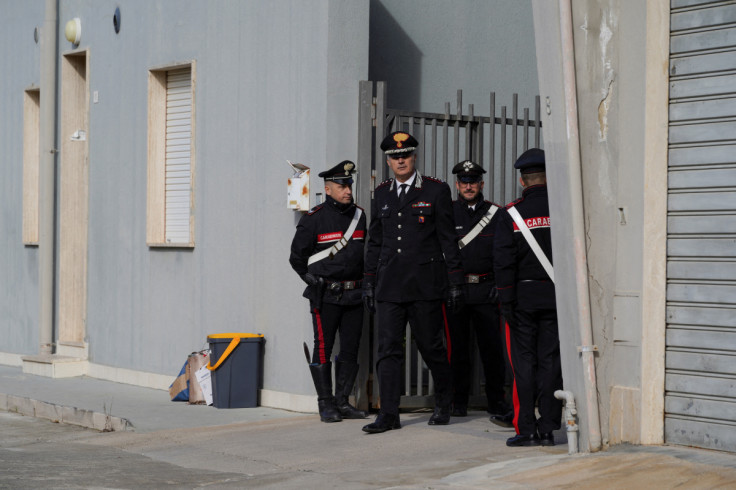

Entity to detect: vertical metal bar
[431,118,437,176]
[418,117,425,175]
[511,93,519,169]
[535,95,541,148]
[477,115,484,169]
[372,82,388,408]
[355,81,374,411]
[405,325,412,396]
[466,104,474,161]
[500,106,507,205]
[417,348,424,396]
[489,92,496,202]
[523,108,530,152]
[375,82,388,184]
[454,90,462,171]
[443,102,450,184]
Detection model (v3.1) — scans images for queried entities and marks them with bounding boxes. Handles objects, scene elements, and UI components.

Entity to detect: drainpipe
[555,390,579,454]
[39,0,59,355]
[558,0,602,452]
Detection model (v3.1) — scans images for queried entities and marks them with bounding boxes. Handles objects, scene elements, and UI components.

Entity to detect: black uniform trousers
[507,308,562,435]
[310,303,363,365]
[375,300,453,415]
[447,302,506,408]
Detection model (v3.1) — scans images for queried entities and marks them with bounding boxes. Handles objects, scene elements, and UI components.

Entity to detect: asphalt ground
[2,365,736,488]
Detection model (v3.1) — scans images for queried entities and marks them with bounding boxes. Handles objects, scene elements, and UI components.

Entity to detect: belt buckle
[344,281,355,290]
[467,275,480,284]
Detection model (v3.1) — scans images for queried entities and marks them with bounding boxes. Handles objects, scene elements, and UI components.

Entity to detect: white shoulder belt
[308,207,363,265]
[458,204,499,249]
[506,206,554,283]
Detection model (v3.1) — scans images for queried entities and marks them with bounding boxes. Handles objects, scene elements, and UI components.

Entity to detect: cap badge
[463,161,473,172]
[393,133,410,148]
[343,162,355,175]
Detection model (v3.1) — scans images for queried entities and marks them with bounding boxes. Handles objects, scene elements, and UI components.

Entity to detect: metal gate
[356,81,542,409]
[666,1,736,452]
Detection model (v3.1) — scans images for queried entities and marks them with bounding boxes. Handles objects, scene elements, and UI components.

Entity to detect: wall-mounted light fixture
[113,7,121,34]
[65,17,81,45]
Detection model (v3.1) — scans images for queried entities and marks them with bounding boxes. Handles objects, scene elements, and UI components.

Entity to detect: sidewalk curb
[0,392,132,432]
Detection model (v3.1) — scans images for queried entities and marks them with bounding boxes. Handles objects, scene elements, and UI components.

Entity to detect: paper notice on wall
[194,365,213,406]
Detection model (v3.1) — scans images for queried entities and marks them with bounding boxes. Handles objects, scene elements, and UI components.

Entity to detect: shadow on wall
[369,0,422,111]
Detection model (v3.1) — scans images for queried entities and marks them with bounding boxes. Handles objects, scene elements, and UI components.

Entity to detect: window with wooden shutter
[147,62,195,247]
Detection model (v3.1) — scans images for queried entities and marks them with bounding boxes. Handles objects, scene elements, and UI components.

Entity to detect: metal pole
[39,0,59,355]
[559,0,602,452]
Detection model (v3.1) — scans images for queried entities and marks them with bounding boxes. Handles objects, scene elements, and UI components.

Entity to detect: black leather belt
[464,274,491,284]
[328,280,362,291]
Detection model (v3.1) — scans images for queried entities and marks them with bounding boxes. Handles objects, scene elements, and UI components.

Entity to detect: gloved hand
[362,284,376,314]
[446,285,465,312]
[500,302,518,330]
[301,272,324,287]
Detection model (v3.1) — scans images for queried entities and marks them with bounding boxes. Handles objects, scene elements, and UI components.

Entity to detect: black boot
[309,363,342,423]
[362,412,401,433]
[334,360,368,419]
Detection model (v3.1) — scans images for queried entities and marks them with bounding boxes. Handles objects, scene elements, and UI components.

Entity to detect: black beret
[318,160,356,184]
[380,131,418,155]
[452,160,486,182]
[514,148,545,174]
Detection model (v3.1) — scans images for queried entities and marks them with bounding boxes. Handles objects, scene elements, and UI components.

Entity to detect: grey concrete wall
[533,0,665,448]
[370,0,539,116]
[0,1,45,356]
[0,0,369,397]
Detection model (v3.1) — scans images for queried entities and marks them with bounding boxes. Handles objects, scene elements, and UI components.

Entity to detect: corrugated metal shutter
[165,67,192,244]
[667,0,736,452]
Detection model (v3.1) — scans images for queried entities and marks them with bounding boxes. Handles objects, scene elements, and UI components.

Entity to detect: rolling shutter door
[165,68,192,244]
[667,0,736,452]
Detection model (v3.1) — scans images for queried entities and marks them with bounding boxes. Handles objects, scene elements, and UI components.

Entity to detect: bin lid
[207,333,264,341]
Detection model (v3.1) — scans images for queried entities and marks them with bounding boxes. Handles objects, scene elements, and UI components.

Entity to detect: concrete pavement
[2,364,736,488]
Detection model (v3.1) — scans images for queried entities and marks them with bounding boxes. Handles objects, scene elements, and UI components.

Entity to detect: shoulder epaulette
[423,176,445,184]
[376,178,393,189]
[504,196,524,209]
[355,204,366,212]
[486,200,502,207]
[307,204,324,215]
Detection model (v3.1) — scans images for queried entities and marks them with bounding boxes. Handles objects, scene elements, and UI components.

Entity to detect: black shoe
[451,404,468,417]
[489,409,514,428]
[428,406,451,425]
[362,412,401,433]
[317,399,343,423]
[539,431,555,446]
[506,433,540,447]
[309,363,342,423]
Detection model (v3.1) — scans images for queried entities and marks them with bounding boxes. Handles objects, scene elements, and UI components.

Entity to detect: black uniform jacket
[453,196,502,305]
[493,184,555,310]
[289,196,366,306]
[364,172,464,302]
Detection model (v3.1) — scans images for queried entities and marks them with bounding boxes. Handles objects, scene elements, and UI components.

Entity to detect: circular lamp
[65,18,81,45]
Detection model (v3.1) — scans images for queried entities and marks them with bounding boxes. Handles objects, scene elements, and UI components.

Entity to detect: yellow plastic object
[206,333,264,371]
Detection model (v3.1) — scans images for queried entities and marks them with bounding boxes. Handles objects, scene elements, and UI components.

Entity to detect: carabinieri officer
[447,160,510,421]
[362,131,465,433]
[493,148,562,447]
[289,160,368,423]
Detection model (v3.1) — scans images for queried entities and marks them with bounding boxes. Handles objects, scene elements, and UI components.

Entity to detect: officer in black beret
[446,160,511,421]
[362,131,465,433]
[290,160,369,423]
[493,148,562,446]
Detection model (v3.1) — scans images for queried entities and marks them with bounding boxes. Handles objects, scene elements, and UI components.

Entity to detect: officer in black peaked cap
[290,159,368,423]
[446,160,511,421]
[493,148,562,447]
[362,131,465,433]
